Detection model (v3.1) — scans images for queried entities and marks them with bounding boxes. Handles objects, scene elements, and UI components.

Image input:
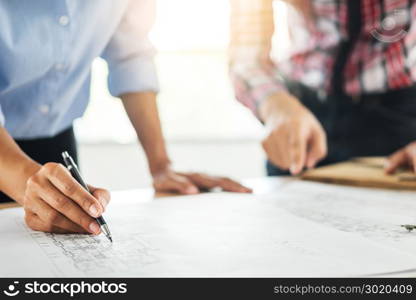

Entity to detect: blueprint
[1,180,416,277]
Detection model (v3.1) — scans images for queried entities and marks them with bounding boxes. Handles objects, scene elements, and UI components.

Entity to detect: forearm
[0,127,41,204]
[120,92,171,175]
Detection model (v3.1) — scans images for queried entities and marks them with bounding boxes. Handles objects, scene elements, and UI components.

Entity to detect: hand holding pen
[23,152,111,237]
[62,151,112,242]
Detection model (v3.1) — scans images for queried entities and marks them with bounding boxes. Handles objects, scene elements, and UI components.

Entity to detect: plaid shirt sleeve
[229,0,287,118]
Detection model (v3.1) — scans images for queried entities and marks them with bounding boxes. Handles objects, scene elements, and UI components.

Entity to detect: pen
[61,151,113,242]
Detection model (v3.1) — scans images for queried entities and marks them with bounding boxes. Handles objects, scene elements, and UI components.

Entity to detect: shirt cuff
[0,106,5,126]
[230,63,287,118]
[107,56,159,97]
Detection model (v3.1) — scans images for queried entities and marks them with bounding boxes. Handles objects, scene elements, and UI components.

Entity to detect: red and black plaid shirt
[229,0,416,116]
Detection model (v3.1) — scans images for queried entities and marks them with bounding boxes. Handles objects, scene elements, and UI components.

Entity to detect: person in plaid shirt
[230,0,416,176]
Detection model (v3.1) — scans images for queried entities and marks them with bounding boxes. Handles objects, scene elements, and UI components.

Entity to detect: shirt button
[39,105,50,114]
[58,15,70,26]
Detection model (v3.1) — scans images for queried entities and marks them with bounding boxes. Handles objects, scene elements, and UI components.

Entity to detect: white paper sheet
[1,180,416,277]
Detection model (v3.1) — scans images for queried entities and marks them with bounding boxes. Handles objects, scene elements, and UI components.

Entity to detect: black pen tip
[108,236,113,243]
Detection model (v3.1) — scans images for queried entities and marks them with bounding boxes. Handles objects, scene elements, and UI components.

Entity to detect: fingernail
[89,222,100,234]
[186,186,198,194]
[384,161,391,169]
[89,204,100,217]
[290,164,298,174]
[99,196,108,207]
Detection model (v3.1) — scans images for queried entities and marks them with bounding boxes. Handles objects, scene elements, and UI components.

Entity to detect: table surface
[0,177,284,211]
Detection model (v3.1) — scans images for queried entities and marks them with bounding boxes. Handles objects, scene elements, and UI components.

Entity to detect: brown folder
[301,157,416,190]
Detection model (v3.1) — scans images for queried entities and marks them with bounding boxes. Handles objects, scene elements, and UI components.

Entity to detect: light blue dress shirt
[0,0,158,139]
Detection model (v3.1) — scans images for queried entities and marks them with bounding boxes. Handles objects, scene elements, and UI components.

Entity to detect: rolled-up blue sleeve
[101,0,159,97]
[0,104,4,126]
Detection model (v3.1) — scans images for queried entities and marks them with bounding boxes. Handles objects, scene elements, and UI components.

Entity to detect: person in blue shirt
[0,0,251,235]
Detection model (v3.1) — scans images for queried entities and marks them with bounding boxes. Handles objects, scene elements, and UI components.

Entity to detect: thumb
[154,174,199,195]
[172,178,199,195]
[89,185,111,210]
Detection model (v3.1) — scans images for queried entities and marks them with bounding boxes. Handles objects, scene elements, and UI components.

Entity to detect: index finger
[289,130,307,175]
[42,163,103,218]
[385,150,407,174]
[306,128,327,169]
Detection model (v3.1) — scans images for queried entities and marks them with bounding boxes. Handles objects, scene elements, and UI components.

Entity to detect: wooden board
[302,157,416,190]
